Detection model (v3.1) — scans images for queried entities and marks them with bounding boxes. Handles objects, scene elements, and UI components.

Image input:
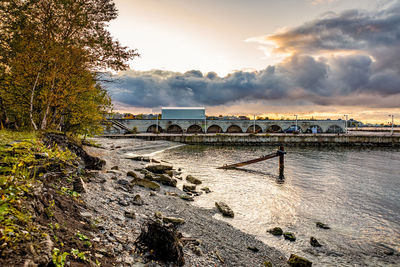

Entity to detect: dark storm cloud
[106,1,400,109]
[268,1,400,53]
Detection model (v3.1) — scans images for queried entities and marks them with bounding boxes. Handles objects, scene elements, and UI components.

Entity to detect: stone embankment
[103,133,400,147]
[82,138,290,266]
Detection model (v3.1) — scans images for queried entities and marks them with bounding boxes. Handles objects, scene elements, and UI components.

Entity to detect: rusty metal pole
[278,146,284,179]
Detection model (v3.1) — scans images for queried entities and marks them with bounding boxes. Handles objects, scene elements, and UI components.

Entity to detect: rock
[178,168,182,171]
[153,174,177,187]
[165,170,173,177]
[162,217,185,225]
[126,155,151,162]
[215,202,234,217]
[127,171,138,179]
[180,195,194,201]
[183,184,196,192]
[201,187,211,193]
[316,222,330,229]
[132,194,144,206]
[166,192,179,197]
[107,170,123,175]
[111,166,119,170]
[247,246,259,252]
[117,179,129,186]
[264,261,273,267]
[144,173,153,180]
[149,191,157,196]
[154,211,163,219]
[283,232,296,242]
[132,178,160,191]
[287,254,312,267]
[118,198,129,207]
[73,177,86,193]
[124,211,136,219]
[310,237,322,247]
[267,227,283,236]
[145,164,173,174]
[186,175,202,185]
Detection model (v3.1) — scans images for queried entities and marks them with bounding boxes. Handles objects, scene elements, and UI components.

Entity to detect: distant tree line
[0,0,138,134]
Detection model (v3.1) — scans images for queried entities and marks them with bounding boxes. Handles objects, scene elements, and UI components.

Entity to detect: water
[155,145,400,266]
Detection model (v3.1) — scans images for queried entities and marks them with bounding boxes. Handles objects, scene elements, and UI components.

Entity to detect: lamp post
[389,115,394,135]
[156,115,159,133]
[294,114,298,131]
[253,115,256,133]
[343,114,348,134]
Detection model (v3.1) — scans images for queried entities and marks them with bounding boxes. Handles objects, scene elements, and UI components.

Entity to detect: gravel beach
[82,137,289,266]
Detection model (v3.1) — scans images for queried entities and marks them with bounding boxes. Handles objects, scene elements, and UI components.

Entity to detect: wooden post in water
[278,146,285,179]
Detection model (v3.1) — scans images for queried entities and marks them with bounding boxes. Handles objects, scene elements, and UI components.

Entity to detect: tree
[0,0,138,133]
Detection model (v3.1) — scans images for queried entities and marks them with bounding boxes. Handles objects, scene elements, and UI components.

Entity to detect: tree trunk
[30,70,41,131]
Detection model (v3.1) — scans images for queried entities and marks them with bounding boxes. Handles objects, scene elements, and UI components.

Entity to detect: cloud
[105,1,400,111]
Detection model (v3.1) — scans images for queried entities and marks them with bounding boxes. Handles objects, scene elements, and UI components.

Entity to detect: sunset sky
[106,0,400,124]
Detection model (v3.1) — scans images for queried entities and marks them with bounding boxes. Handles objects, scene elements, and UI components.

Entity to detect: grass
[0,130,37,146]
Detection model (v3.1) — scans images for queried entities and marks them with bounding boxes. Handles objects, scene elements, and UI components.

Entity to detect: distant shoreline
[101,133,400,147]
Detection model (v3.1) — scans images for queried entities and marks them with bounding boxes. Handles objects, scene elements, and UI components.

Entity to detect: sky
[105,0,400,123]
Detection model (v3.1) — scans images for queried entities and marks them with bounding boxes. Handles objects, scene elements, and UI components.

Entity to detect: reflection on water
[155,145,400,266]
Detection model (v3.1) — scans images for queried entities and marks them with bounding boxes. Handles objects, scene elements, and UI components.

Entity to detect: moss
[0,131,77,252]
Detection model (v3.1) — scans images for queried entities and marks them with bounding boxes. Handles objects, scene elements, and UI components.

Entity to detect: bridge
[104,119,346,134]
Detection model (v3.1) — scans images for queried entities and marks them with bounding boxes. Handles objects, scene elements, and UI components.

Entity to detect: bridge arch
[265,125,282,133]
[146,124,163,133]
[305,125,322,133]
[207,125,223,133]
[283,125,302,133]
[226,125,243,133]
[166,124,183,134]
[246,125,262,133]
[326,125,344,133]
[187,124,204,133]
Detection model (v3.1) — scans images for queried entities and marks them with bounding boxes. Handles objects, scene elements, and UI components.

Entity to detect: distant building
[161,107,205,120]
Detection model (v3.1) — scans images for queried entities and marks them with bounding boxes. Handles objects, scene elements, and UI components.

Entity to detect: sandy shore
[82,137,289,266]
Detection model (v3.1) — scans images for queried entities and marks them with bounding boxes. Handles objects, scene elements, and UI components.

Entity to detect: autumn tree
[0,0,138,133]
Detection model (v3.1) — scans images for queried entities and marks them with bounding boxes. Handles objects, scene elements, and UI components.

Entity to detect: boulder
[145,164,173,174]
[111,166,119,170]
[316,222,330,229]
[267,227,283,236]
[283,232,296,242]
[310,237,321,247]
[215,202,234,217]
[162,217,185,225]
[183,184,196,192]
[127,171,138,179]
[132,194,144,206]
[165,170,173,177]
[132,178,160,191]
[186,175,202,185]
[287,254,312,267]
[153,174,177,187]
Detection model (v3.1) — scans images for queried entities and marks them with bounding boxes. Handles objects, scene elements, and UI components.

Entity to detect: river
[154,145,400,266]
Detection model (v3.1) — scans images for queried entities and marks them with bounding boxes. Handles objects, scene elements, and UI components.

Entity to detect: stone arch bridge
[105,119,346,134]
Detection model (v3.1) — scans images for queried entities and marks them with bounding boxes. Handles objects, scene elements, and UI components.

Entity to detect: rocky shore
[81,137,290,266]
